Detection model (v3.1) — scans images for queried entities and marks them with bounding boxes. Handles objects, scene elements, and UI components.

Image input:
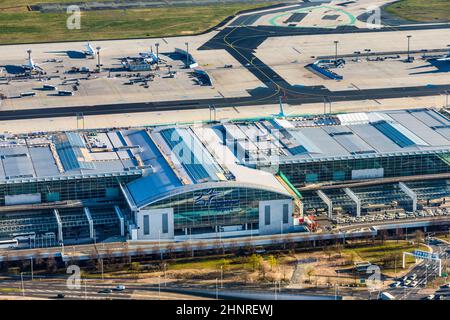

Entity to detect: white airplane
[22,49,42,71]
[83,43,96,58]
[23,57,36,70]
[139,47,159,64]
[437,52,450,62]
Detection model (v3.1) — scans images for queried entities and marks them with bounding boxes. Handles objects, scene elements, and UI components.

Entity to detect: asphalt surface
[1,238,448,300]
[0,275,348,300]
[199,23,450,97]
[1,13,450,120]
[385,238,450,300]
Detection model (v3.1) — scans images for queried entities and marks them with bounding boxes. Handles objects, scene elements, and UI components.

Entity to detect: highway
[0,275,347,300]
[385,238,450,300]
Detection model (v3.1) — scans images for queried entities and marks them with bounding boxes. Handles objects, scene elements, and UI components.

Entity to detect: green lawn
[0,287,21,293]
[385,0,450,22]
[343,241,427,275]
[0,3,274,44]
[168,256,247,271]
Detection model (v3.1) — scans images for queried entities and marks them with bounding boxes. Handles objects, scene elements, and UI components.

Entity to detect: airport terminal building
[0,108,449,244]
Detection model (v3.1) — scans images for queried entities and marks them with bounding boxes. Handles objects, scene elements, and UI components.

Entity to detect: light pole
[158,275,161,300]
[215,278,219,300]
[101,258,104,281]
[155,43,160,65]
[334,40,339,65]
[185,42,189,68]
[163,263,167,287]
[30,257,34,281]
[96,46,101,72]
[406,35,412,62]
[274,281,277,300]
[211,104,217,122]
[220,265,223,289]
[27,49,32,71]
[364,48,371,61]
[335,283,338,300]
[21,272,25,296]
[445,90,449,109]
[394,256,397,277]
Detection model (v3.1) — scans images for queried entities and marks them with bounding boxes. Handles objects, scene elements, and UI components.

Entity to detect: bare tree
[135,246,146,262]
[180,241,191,258]
[46,256,57,273]
[166,243,175,259]
[324,247,333,261]
[196,241,207,255]
[414,230,424,246]
[305,266,315,284]
[1,254,11,273]
[121,245,131,266]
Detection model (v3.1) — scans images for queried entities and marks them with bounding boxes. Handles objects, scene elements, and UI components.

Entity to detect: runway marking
[292,47,301,54]
[350,83,360,90]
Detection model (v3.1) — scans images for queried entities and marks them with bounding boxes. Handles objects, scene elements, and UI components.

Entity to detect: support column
[84,207,94,239]
[53,209,63,243]
[438,258,442,277]
[399,182,417,212]
[317,190,333,218]
[114,206,125,236]
[344,188,361,217]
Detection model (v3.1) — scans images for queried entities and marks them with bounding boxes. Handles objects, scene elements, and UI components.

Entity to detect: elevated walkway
[277,171,303,217]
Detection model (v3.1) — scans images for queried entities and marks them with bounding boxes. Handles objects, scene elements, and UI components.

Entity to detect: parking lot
[331,207,450,227]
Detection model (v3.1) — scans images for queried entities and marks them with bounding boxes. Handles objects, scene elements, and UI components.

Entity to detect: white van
[380,292,396,300]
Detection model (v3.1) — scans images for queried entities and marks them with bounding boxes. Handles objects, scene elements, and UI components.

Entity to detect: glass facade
[143,215,150,235]
[279,152,450,187]
[0,174,140,205]
[283,203,289,224]
[142,187,291,232]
